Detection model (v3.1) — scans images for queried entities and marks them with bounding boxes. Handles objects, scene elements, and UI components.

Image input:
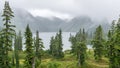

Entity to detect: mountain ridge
[0,8,110,33]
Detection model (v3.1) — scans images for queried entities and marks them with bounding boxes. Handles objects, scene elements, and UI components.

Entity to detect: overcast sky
[1,0,120,22]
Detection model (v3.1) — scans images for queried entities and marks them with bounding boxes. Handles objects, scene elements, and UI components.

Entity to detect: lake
[33,32,92,51]
[36,32,76,50]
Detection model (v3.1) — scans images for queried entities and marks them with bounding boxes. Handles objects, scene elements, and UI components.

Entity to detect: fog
[1,0,120,22]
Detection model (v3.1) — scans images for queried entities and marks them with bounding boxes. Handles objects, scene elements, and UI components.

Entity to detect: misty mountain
[0,8,110,33]
[61,16,94,32]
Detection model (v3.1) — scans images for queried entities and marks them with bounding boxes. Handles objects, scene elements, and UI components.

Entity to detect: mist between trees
[0,1,120,68]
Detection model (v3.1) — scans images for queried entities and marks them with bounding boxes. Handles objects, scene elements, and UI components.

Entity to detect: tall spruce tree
[69,28,87,66]
[111,18,120,67]
[69,29,82,55]
[49,36,54,55]
[34,30,44,67]
[14,35,20,68]
[18,31,22,51]
[49,36,58,58]
[57,29,64,58]
[24,25,34,68]
[76,42,86,67]
[91,25,104,61]
[69,35,77,54]
[49,29,64,58]
[107,20,116,68]
[1,1,15,68]
[77,29,87,66]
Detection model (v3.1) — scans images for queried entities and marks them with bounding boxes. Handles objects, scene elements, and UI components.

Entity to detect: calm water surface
[37,32,76,50]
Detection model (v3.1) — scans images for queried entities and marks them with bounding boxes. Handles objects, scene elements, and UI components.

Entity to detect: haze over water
[37,32,76,50]
[35,32,92,51]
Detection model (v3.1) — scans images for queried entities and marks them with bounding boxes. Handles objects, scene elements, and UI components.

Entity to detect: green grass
[9,50,109,68]
[39,50,109,68]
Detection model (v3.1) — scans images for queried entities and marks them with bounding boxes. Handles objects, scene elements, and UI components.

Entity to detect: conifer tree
[49,29,64,58]
[69,29,82,55]
[14,34,20,68]
[18,31,22,51]
[69,35,77,54]
[111,18,120,67]
[57,29,64,58]
[91,25,104,61]
[0,33,4,68]
[34,30,44,67]
[49,36,54,55]
[1,1,15,68]
[69,28,87,66]
[24,25,34,68]
[76,29,87,66]
[76,42,86,67]
[49,36,58,58]
[106,20,116,68]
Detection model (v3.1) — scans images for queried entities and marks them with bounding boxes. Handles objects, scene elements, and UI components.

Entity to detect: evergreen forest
[0,1,120,68]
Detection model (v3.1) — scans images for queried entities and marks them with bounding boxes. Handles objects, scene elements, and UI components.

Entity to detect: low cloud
[29,9,73,20]
[1,0,120,22]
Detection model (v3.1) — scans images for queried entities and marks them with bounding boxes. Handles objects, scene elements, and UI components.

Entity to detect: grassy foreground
[9,50,109,68]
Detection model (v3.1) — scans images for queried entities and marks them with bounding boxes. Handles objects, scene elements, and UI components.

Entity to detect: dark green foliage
[34,30,44,67]
[69,28,87,66]
[24,24,34,68]
[0,33,4,68]
[69,34,77,54]
[0,1,115,68]
[12,31,22,68]
[107,18,120,68]
[91,25,104,61]
[49,36,54,55]
[14,34,20,68]
[35,31,44,59]
[17,31,23,51]
[1,1,15,68]
[57,29,64,58]
[113,19,120,67]
[49,29,64,58]
[106,21,116,68]
[77,42,87,66]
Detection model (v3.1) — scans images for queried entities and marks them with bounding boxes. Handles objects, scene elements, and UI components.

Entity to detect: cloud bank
[1,0,120,22]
